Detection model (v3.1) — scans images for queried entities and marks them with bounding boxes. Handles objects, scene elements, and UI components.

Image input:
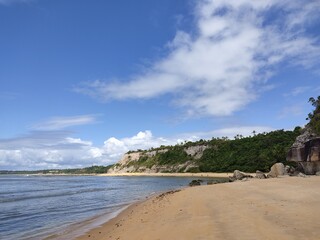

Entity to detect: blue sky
[1,0,320,170]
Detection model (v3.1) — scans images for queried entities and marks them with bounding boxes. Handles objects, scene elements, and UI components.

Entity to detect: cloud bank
[75,0,320,117]
[0,130,175,170]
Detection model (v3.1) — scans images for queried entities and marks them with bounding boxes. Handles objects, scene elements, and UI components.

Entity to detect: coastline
[4,172,234,178]
[75,176,320,240]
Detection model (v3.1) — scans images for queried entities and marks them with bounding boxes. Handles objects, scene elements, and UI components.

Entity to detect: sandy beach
[76,176,320,240]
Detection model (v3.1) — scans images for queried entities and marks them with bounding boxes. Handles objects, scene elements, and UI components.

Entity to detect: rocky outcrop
[287,128,320,174]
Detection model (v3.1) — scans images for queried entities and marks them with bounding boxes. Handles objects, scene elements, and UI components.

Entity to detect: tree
[307,96,320,135]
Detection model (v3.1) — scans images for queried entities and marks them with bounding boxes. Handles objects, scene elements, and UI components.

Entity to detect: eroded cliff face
[184,145,209,159]
[287,128,320,174]
[107,145,209,174]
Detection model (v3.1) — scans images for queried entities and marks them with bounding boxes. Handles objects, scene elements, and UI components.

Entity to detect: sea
[0,175,225,240]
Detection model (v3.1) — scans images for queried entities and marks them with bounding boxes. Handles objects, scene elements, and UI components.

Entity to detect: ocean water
[0,175,224,240]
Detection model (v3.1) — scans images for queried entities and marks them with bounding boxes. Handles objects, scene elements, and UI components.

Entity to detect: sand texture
[76,176,320,240]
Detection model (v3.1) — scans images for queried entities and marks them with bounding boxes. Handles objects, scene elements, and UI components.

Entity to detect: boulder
[316,171,320,176]
[255,170,267,179]
[234,170,246,180]
[229,170,253,182]
[188,179,202,187]
[297,161,320,175]
[268,163,285,178]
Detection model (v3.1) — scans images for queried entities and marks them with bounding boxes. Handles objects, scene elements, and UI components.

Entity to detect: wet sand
[76,176,320,240]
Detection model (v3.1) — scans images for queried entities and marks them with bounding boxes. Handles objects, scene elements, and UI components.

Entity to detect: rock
[297,161,320,175]
[268,163,285,178]
[207,180,218,185]
[188,179,202,187]
[255,170,267,179]
[287,128,320,175]
[228,177,236,182]
[184,145,209,159]
[229,170,253,181]
[292,128,317,148]
[284,165,296,176]
[297,172,307,178]
[316,171,320,176]
[234,170,246,180]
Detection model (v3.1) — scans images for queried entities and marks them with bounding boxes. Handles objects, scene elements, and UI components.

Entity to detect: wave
[0,187,111,203]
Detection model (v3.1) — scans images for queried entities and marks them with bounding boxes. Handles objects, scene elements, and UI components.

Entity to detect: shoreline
[2,172,234,178]
[44,174,223,240]
[75,176,320,240]
[45,203,134,240]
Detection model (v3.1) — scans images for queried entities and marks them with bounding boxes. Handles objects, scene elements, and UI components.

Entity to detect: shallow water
[0,175,226,240]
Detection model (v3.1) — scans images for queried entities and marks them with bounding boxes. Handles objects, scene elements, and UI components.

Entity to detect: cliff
[107,145,208,174]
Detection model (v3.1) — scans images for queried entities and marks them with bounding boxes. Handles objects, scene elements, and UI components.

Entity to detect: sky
[1,0,320,170]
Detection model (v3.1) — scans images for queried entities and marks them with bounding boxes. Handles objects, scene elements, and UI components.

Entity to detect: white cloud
[0,132,104,170]
[75,0,320,117]
[32,115,98,131]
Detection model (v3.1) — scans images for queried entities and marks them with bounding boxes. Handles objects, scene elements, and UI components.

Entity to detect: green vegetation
[157,146,192,165]
[125,146,193,171]
[199,130,299,172]
[307,96,320,135]
[186,167,201,173]
[127,155,157,169]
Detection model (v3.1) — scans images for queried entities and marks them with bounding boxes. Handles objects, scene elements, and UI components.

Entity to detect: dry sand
[76,176,320,240]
